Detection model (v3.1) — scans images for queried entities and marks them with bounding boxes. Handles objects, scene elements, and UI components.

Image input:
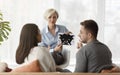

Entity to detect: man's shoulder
[82,44,91,50]
[78,46,87,53]
[79,42,97,53]
[86,40,111,53]
[94,40,109,49]
[87,40,107,47]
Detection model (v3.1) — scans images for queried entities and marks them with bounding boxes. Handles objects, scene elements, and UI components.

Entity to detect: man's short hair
[80,19,98,38]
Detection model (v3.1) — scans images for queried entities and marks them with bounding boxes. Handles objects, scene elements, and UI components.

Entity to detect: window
[0,0,54,66]
[0,0,120,71]
[105,0,120,64]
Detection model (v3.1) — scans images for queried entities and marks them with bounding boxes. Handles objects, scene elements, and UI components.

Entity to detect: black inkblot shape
[59,34,74,45]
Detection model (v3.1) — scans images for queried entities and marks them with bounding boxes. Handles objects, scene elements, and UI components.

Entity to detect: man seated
[74,19,113,73]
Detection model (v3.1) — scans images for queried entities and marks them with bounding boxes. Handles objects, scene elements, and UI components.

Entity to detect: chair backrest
[56,49,70,68]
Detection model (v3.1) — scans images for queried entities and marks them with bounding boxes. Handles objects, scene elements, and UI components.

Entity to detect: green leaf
[0,11,11,45]
[0,18,3,20]
[0,34,3,42]
[3,21,10,25]
[0,21,10,26]
[1,30,8,39]
[0,13,3,16]
[2,28,9,35]
[0,13,3,21]
[3,26,11,31]
[3,23,10,28]
[3,21,9,23]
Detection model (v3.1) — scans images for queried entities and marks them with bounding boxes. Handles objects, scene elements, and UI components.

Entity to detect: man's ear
[88,33,92,39]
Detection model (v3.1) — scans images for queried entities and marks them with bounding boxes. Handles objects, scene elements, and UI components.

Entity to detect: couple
[15,8,114,72]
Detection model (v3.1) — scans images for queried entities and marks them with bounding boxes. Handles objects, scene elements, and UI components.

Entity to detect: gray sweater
[74,40,112,73]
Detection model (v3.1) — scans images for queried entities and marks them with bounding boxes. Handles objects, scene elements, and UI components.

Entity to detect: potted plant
[0,11,11,45]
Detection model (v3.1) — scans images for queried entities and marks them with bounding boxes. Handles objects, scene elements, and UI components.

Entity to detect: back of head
[16,23,39,64]
[80,19,99,39]
[44,8,59,20]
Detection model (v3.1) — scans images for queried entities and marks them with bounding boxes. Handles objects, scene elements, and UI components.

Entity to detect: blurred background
[0,0,120,72]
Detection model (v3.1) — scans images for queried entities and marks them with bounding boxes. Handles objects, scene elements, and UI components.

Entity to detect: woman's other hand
[54,44,62,52]
[65,31,72,35]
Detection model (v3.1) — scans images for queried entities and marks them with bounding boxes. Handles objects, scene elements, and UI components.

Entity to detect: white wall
[0,0,120,69]
[105,0,120,63]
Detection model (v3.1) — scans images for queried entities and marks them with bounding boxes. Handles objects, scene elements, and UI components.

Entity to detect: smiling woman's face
[48,13,58,26]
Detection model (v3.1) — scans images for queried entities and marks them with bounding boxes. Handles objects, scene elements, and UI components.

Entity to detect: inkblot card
[58,33,74,45]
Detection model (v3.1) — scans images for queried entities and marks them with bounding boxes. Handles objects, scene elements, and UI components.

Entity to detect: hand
[47,45,50,51]
[65,31,72,35]
[54,44,62,52]
[77,40,83,49]
[101,66,120,73]
[110,66,120,72]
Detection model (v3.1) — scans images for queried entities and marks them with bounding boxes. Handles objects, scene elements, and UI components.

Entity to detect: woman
[39,8,71,65]
[16,23,56,72]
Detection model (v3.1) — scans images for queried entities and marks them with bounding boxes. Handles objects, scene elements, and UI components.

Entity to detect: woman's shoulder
[26,46,50,63]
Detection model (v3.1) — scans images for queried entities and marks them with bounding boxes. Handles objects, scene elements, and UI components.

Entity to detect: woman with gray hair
[39,8,71,65]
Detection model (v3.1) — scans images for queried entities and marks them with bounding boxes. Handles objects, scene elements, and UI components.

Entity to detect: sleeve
[64,26,69,32]
[74,48,87,72]
[38,29,47,47]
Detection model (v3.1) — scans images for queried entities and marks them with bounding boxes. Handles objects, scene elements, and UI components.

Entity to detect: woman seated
[15,23,56,72]
[39,8,71,65]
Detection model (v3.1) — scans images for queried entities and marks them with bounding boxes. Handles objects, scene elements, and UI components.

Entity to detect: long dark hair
[16,23,39,64]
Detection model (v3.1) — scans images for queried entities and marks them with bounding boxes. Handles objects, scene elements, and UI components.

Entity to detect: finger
[47,45,50,50]
[79,39,82,42]
[77,43,80,49]
[48,45,50,48]
[57,43,62,46]
[77,42,83,49]
[65,31,72,34]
